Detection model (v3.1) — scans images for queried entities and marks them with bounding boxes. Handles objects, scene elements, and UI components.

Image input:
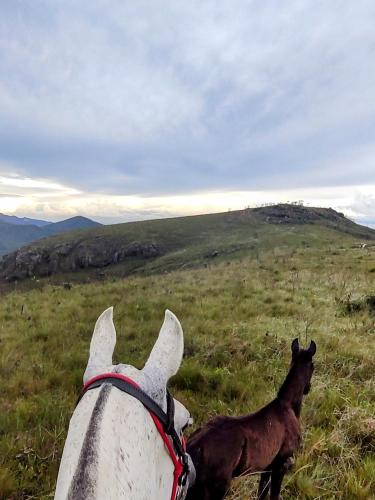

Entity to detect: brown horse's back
[238,401,294,472]
[188,403,289,480]
[188,416,245,477]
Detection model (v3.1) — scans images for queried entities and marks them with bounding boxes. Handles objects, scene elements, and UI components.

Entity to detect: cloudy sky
[1,0,375,225]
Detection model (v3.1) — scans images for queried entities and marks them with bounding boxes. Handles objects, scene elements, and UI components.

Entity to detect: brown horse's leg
[269,457,288,500]
[257,470,271,499]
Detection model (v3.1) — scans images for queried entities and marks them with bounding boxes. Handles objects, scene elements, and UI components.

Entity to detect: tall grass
[0,244,374,498]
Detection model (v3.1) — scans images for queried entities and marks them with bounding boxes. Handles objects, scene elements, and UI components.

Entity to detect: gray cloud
[1,0,375,199]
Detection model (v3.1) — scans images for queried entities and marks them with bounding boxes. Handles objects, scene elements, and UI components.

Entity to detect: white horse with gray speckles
[55,307,194,499]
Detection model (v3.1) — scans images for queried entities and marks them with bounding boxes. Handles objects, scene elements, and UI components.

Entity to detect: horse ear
[291,338,299,357]
[308,340,317,357]
[83,307,116,383]
[143,310,184,385]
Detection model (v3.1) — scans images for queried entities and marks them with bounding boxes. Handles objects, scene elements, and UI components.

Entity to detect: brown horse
[186,338,316,500]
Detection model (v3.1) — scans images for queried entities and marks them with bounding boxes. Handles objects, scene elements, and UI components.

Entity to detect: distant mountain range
[0,213,51,227]
[0,215,101,256]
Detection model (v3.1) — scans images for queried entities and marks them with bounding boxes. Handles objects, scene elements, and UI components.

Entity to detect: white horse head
[55,307,194,500]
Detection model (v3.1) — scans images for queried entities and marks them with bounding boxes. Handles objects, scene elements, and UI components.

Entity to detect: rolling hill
[42,216,101,236]
[0,216,101,258]
[1,204,374,282]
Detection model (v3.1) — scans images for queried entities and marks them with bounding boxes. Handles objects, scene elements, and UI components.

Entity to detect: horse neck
[55,386,174,500]
[277,364,306,417]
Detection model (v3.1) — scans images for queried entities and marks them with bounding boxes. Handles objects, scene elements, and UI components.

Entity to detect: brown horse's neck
[277,364,306,417]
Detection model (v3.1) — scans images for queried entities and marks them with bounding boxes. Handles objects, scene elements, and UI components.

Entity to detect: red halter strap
[80,373,188,500]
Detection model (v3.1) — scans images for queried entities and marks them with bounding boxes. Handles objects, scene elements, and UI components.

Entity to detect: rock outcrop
[251,204,347,225]
[0,239,160,281]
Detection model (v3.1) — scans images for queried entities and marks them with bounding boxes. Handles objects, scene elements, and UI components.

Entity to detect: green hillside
[1,204,374,282]
[0,229,375,498]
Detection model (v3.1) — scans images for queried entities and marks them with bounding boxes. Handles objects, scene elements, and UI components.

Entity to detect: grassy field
[1,232,375,498]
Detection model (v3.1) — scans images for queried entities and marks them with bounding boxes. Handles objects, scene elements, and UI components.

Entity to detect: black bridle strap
[166,389,175,434]
[77,375,186,460]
